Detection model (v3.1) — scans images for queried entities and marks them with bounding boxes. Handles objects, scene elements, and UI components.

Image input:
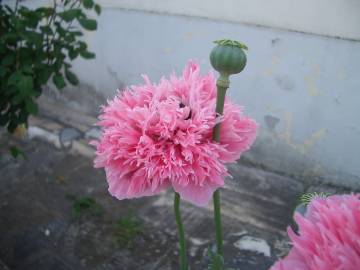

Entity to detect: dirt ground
[0,104,353,269]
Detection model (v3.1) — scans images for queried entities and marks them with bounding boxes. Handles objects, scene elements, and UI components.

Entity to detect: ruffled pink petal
[269,194,360,270]
[106,166,170,200]
[172,180,222,207]
[92,61,257,205]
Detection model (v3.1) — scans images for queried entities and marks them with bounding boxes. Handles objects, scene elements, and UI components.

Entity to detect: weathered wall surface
[99,0,360,40]
[13,1,360,186]
[63,8,360,187]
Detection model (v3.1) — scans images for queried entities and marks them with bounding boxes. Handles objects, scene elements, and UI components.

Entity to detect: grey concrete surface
[0,260,10,270]
[1,104,357,269]
[0,135,290,270]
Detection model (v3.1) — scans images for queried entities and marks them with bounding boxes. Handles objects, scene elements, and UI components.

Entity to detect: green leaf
[24,31,43,47]
[13,17,25,31]
[7,72,33,96]
[35,7,54,17]
[65,33,76,42]
[69,196,104,217]
[12,93,24,104]
[77,41,88,51]
[6,85,19,95]
[65,68,79,85]
[1,54,15,66]
[7,72,22,87]
[80,50,95,59]
[208,250,224,270]
[68,48,79,60]
[0,44,6,54]
[18,108,30,123]
[25,99,38,114]
[8,120,19,133]
[18,47,33,64]
[53,73,66,89]
[3,33,19,44]
[63,62,71,68]
[51,59,63,73]
[20,75,34,93]
[0,66,7,77]
[56,26,67,37]
[114,214,142,248]
[21,65,33,75]
[23,10,42,28]
[94,4,101,15]
[40,25,53,35]
[37,68,52,84]
[9,146,27,159]
[83,0,94,9]
[58,9,81,22]
[78,18,97,30]
[70,31,83,37]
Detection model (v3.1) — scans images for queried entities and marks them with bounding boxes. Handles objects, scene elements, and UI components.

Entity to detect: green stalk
[174,192,188,270]
[212,73,230,259]
[210,39,248,269]
[213,190,223,256]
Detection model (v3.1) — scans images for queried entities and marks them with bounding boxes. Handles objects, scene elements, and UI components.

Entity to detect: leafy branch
[0,0,101,133]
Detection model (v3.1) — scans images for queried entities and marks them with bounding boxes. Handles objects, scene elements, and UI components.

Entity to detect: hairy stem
[174,192,188,270]
[213,190,223,257]
[212,73,230,261]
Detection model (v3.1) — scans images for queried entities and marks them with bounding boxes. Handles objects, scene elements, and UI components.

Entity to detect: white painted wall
[16,0,360,40]
[99,0,360,40]
[61,8,360,187]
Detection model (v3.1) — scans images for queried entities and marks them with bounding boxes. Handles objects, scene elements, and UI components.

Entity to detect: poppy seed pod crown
[210,39,248,77]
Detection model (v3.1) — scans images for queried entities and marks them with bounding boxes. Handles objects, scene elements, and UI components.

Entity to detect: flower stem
[212,73,230,261]
[213,190,223,256]
[174,192,188,270]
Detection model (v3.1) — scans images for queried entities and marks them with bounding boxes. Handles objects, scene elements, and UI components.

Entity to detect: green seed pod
[210,39,248,76]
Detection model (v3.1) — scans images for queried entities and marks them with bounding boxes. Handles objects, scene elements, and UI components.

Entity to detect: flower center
[179,102,192,120]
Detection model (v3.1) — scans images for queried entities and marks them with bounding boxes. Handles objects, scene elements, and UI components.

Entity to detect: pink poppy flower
[92,61,257,206]
[270,194,360,270]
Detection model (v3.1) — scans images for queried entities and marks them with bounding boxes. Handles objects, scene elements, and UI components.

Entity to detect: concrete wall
[11,1,360,186]
[64,7,360,187]
[99,0,360,41]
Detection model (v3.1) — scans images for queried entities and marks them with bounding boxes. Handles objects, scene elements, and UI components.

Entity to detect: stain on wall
[304,64,321,97]
[275,75,295,91]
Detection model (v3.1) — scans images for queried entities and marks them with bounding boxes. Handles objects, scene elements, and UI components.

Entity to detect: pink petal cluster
[92,61,257,206]
[271,194,360,270]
